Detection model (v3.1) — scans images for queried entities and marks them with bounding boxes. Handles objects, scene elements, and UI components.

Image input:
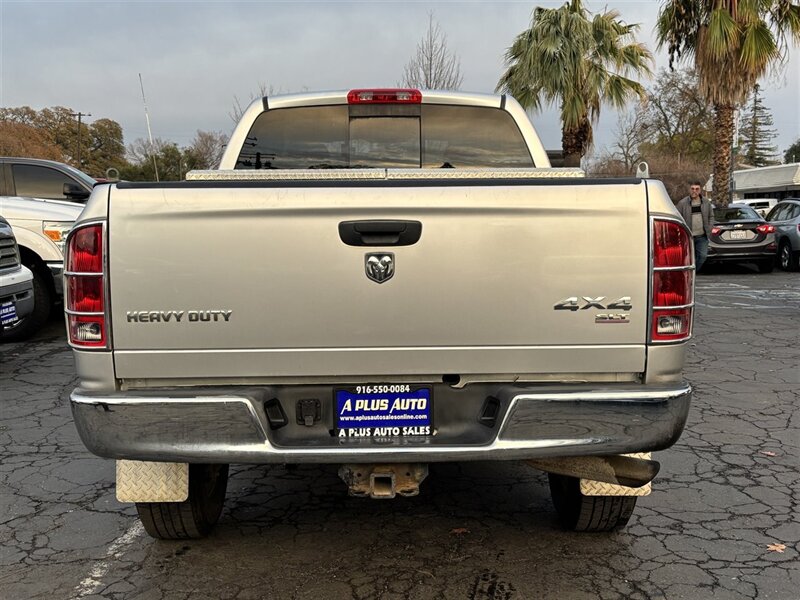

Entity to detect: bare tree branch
[127,137,170,165]
[229,83,281,123]
[400,12,463,90]
[611,105,649,170]
[186,130,229,169]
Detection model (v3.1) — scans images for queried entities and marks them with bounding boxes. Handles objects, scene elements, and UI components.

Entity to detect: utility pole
[70,111,91,169]
[139,73,160,182]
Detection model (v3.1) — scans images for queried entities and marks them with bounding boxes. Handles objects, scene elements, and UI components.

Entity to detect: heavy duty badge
[365,253,395,283]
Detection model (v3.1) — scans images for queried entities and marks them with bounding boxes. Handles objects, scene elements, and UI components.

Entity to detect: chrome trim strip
[501,383,691,403]
[64,271,103,277]
[652,303,694,310]
[65,309,105,316]
[71,384,691,406]
[653,265,695,272]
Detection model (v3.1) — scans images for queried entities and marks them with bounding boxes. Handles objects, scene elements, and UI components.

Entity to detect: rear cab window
[235,104,535,170]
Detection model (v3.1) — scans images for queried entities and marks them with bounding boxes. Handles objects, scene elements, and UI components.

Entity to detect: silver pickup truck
[67,89,693,540]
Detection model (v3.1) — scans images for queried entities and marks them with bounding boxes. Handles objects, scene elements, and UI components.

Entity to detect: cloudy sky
[2,0,798,160]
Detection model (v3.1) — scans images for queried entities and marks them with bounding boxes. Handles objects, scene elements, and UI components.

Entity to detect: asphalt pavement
[1,266,798,600]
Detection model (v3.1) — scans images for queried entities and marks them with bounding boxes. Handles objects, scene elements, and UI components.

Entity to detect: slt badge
[365,253,395,284]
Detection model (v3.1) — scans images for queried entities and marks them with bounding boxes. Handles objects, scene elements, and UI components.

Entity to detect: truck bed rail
[185,167,586,182]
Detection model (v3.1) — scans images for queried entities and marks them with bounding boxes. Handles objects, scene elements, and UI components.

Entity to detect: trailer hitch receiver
[338,464,429,499]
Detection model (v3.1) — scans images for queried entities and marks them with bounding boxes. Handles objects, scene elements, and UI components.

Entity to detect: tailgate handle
[338,220,422,246]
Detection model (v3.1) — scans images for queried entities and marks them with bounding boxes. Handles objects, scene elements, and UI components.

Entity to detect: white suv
[739,198,777,218]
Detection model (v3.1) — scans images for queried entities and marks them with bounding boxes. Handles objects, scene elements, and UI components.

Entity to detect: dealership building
[730,163,800,200]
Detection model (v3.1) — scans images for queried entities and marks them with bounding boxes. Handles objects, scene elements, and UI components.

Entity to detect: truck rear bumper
[70,382,692,463]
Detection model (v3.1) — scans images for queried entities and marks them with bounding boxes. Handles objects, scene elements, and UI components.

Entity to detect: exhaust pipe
[527,455,660,488]
[339,464,428,499]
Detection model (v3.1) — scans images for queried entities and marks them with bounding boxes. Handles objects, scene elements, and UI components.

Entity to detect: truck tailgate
[108,179,650,379]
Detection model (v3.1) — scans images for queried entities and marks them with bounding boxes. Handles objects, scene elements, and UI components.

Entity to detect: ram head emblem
[365,253,395,284]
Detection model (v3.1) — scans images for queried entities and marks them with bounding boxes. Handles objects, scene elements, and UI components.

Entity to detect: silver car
[766,198,800,271]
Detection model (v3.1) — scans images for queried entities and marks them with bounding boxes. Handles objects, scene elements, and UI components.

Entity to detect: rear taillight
[756,224,775,234]
[651,309,692,340]
[65,223,107,348]
[711,226,721,235]
[347,89,422,104]
[651,219,694,342]
[653,270,692,306]
[653,220,692,268]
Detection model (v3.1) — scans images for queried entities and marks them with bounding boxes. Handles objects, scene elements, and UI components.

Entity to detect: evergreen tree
[785,138,800,164]
[738,84,778,167]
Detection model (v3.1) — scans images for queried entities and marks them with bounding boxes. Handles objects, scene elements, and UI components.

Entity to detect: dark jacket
[677,195,714,237]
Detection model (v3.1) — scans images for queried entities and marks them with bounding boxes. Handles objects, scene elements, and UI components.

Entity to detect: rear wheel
[757,260,774,274]
[136,464,229,540]
[548,473,637,532]
[0,269,52,342]
[779,241,799,272]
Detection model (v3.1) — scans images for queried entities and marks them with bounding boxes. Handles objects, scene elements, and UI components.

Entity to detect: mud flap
[116,460,189,503]
[580,453,652,497]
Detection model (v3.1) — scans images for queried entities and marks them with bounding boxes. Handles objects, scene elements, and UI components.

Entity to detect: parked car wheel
[0,269,52,342]
[778,241,799,272]
[757,260,774,274]
[548,473,637,532]
[136,464,229,539]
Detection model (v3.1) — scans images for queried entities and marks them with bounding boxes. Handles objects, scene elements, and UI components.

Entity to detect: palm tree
[497,0,653,167]
[657,0,800,207]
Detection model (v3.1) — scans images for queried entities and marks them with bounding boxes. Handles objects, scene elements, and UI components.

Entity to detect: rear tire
[779,241,799,272]
[0,269,52,342]
[136,464,229,540]
[548,473,637,532]
[757,260,774,274]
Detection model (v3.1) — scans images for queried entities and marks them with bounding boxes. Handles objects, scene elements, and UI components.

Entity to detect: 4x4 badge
[553,296,632,311]
[365,253,394,284]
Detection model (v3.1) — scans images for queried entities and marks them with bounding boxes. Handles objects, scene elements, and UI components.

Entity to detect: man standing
[677,182,714,270]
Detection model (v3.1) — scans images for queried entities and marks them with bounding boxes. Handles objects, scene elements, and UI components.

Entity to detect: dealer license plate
[0,301,18,326]
[334,385,432,438]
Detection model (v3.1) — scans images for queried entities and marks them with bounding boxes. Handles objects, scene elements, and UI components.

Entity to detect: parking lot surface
[1,267,798,600]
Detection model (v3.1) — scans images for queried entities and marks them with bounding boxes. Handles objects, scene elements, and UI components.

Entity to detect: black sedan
[706,204,777,273]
